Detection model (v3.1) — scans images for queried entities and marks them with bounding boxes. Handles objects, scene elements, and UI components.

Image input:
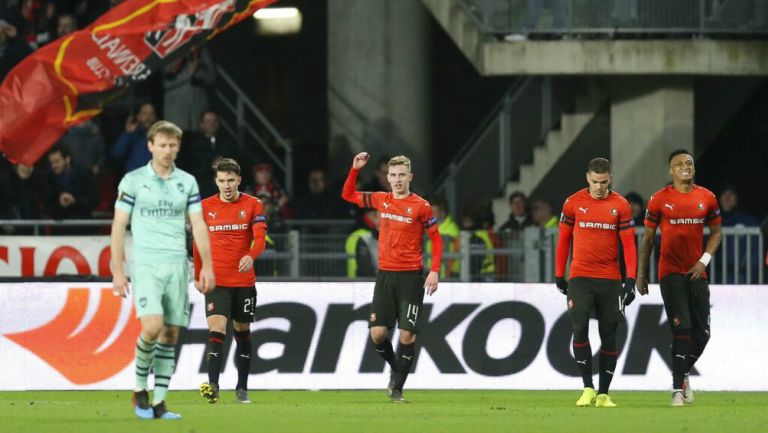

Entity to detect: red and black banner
[0,0,276,165]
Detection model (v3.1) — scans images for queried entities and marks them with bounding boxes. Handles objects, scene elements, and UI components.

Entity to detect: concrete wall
[609,77,694,200]
[328,0,431,191]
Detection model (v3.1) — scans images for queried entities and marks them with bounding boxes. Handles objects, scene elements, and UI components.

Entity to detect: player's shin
[135,336,155,391]
[598,348,618,394]
[572,340,594,389]
[672,330,692,390]
[152,342,176,405]
[393,342,416,391]
[234,330,252,390]
[206,331,226,385]
[374,337,396,370]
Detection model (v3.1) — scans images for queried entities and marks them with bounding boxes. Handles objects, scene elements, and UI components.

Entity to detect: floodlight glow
[253,7,299,20]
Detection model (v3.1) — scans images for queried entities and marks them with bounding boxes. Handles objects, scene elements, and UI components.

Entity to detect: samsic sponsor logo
[381,213,413,224]
[209,224,248,232]
[578,221,616,230]
[669,218,705,225]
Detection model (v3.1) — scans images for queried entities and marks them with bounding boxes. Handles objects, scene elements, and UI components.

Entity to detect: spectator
[43,144,98,223]
[0,159,45,233]
[0,19,33,81]
[177,110,239,197]
[59,120,105,177]
[718,187,759,227]
[253,191,285,277]
[248,163,291,219]
[498,191,535,232]
[6,0,54,49]
[717,186,760,283]
[362,156,391,192]
[531,198,558,228]
[624,191,645,227]
[56,13,76,37]
[426,196,460,278]
[111,102,156,173]
[460,205,496,282]
[293,169,346,232]
[345,208,379,277]
[163,46,215,131]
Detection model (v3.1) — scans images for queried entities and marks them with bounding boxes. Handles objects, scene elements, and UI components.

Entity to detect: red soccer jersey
[194,193,267,287]
[644,185,721,280]
[342,168,441,272]
[556,189,636,280]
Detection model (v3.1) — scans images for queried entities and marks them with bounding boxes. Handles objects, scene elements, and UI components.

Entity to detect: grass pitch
[1,390,766,433]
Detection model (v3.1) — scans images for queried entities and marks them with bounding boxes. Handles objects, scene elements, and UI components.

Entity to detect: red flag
[0,0,276,165]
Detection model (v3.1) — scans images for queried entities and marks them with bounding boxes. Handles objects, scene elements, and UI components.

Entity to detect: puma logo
[208,212,217,219]
[383,202,389,209]
[665,203,675,211]
[402,355,413,360]
[578,207,588,214]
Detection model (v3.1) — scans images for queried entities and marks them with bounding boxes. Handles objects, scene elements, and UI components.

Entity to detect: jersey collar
[145,160,178,180]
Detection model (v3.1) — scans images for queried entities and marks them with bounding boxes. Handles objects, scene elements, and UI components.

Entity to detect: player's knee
[207,315,228,334]
[399,331,416,345]
[572,324,589,342]
[232,321,250,333]
[140,324,162,342]
[370,328,387,345]
[158,326,180,345]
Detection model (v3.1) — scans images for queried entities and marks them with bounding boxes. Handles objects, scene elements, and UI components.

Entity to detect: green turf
[1,390,766,433]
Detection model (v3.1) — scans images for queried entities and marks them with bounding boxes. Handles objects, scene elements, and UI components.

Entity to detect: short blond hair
[147,120,183,143]
[388,155,411,172]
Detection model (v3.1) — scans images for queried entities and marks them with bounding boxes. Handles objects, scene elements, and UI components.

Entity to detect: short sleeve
[187,178,202,214]
[644,194,660,229]
[706,192,721,226]
[619,199,635,231]
[114,175,136,213]
[559,198,574,226]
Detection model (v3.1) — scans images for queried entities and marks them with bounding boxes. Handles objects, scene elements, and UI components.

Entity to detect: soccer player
[111,120,215,420]
[194,158,267,404]
[341,152,442,402]
[555,157,637,408]
[637,148,722,407]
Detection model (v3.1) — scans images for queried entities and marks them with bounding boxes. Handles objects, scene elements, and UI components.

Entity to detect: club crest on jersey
[698,203,704,209]
[207,302,215,312]
[370,313,377,322]
[568,299,574,310]
[177,183,185,193]
[405,207,412,214]
[610,208,617,216]
[239,210,246,219]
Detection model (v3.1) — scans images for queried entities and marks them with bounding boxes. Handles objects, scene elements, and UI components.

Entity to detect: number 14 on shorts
[406,304,419,327]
